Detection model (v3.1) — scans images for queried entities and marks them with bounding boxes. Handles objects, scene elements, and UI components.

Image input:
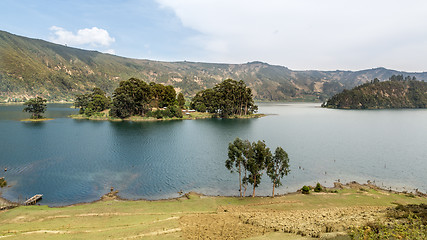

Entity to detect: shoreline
[69,112,266,122]
[20,118,54,122]
[1,180,425,209]
[1,181,426,239]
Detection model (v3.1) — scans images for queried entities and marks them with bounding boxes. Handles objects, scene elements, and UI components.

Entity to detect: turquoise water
[0,103,426,206]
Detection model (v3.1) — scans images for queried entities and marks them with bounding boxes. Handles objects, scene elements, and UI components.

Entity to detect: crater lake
[0,103,426,206]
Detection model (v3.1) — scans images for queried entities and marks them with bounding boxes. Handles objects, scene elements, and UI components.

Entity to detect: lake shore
[20,118,54,122]
[0,181,426,239]
[1,181,425,208]
[69,112,266,121]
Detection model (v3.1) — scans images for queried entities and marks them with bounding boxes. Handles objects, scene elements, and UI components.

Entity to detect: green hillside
[322,77,427,109]
[1,30,427,102]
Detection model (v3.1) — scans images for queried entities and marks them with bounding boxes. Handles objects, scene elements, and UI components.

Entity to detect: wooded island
[322,75,427,109]
[72,78,261,120]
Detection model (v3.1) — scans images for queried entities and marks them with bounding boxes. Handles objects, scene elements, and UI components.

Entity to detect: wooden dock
[24,194,43,205]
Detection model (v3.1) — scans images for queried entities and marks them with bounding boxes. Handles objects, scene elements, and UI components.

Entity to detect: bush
[0,177,7,188]
[314,183,322,192]
[301,185,310,194]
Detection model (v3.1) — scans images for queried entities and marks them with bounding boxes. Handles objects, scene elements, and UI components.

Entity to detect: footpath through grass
[0,187,426,240]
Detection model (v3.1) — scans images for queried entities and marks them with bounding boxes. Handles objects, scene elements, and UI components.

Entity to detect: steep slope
[1,30,427,102]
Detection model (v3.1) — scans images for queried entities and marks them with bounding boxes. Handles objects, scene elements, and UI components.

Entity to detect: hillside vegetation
[1,30,427,102]
[322,75,427,109]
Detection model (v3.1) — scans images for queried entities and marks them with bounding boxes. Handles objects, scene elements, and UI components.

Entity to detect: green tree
[23,97,47,119]
[266,147,290,197]
[177,92,185,108]
[225,138,249,197]
[74,93,90,114]
[74,88,110,116]
[190,79,257,118]
[246,140,272,197]
[110,78,152,118]
[162,85,177,107]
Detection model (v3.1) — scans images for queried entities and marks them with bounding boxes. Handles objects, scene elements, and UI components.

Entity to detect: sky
[1,0,427,72]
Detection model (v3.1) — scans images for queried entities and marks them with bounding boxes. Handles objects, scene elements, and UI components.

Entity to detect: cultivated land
[0,183,426,239]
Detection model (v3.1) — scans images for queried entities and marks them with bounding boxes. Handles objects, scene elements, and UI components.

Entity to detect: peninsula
[322,75,427,109]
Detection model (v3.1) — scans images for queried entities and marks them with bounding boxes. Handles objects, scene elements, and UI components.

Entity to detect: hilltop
[322,76,427,109]
[1,30,427,102]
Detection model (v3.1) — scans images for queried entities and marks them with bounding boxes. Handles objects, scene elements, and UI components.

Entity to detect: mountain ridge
[1,30,427,102]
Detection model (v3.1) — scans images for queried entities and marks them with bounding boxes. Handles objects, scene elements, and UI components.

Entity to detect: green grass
[20,118,54,122]
[1,189,426,239]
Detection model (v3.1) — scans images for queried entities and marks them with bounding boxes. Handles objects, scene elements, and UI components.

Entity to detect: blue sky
[1,0,427,72]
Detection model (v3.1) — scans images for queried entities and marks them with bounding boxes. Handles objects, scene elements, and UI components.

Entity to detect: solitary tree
[225,137,248,197]
[247,140,272,197]
[267,147,290,197]
[23,97,47,119]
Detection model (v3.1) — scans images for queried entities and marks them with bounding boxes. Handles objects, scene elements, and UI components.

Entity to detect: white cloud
[156,0,427,71]
[104,49,116,55]
[49,26,115,47]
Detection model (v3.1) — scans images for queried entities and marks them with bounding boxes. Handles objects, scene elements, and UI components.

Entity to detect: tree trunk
[252,174,256,197]
[238,162,242,198]
[272,179,275,198]
[243,171,247,197]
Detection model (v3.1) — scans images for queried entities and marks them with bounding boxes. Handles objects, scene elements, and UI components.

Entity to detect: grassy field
[1,184,426,240]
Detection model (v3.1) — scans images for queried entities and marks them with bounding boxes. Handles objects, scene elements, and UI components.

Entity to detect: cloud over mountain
[49,26,115,47]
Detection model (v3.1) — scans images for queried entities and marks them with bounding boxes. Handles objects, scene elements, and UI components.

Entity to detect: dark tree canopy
[74,88,110,116]
[150,82,177,108]
[110,78,152,118]
[322,76,427,109]
[23,97,47,119]
[109,78,182,119]
[191,79,257,118]
[177,92,185,108]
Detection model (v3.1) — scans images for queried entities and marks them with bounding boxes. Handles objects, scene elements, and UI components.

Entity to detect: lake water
[0,103,426,206]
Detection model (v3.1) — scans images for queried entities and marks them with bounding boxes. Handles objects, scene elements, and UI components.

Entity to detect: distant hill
[322,77,427,109]
[1,30,427,102]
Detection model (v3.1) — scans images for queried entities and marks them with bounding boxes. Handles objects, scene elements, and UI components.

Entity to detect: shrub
[314,183,323,192]
[301,185,310,194]
[0,177,7,188]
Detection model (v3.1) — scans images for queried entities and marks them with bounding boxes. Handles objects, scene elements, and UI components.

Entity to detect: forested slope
[322,77,427,109]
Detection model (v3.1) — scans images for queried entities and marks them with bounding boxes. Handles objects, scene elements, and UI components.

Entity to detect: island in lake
[72,78,262,121]
[322,75,427,109]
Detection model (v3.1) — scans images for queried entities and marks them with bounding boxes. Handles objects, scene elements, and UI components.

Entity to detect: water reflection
[0,103,426,206]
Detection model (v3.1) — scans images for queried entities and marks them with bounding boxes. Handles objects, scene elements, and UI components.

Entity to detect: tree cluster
[23,97,47,119]
[109,78,183,119]
[74,88,111,116]
[389,74,417,82]
[225,138,290,198]
[322,76,427,109]
[191,79,258,118]
[73,78,186,119]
